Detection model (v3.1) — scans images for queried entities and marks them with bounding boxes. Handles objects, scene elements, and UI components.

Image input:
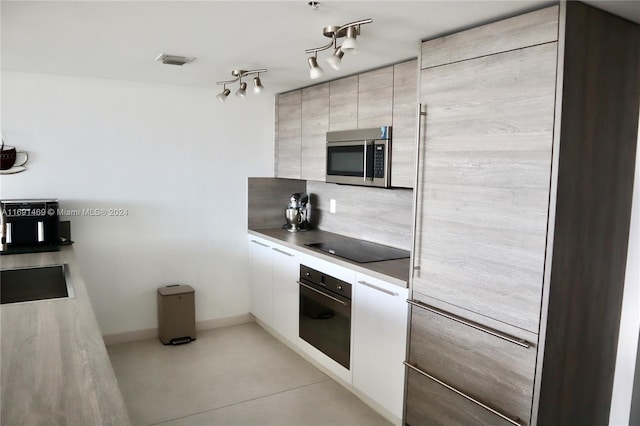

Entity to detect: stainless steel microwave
[325,126,391,188]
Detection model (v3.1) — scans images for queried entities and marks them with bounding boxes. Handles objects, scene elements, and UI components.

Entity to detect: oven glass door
[299,281,351,369]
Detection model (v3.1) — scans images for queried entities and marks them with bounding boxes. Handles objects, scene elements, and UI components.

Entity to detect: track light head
[326,47,344,71]
[217,87,231,103]
[236,81,247,98]
[341,26,359,53]
[308,56,324,79]
[253,75,265,94]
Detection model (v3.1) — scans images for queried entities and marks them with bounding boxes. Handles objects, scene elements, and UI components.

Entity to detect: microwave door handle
[364,140,374,182]
[363,140,368,183]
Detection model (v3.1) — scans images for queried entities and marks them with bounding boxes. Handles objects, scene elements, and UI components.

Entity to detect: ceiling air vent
[155,53,195,66]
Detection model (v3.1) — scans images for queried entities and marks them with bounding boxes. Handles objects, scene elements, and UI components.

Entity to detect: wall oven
[326,126,391,188]
[298,264,352,369]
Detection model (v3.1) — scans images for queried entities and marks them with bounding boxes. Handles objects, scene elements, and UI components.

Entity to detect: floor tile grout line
[148,378,332,426]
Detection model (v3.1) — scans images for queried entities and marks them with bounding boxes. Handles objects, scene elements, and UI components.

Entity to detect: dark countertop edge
[248,228,410,288]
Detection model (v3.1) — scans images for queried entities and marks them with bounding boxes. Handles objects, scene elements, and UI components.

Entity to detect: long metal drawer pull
[272,248,294,257]
[357,280,399,296]
[407,299,531,349]
[403,362,522,426]
[298,281,348,306]
[250,240,270,248]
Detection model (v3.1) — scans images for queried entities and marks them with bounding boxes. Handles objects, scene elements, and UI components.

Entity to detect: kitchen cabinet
[405,368,515,426]
[248,235,299,342]
[406,296,536,424]
[275,90,301,179]
[352,273,408,420]
[275,62,417,187]
[301,83,330,181]
[357,66,393,129]
[248,237,274,327]
[391,60,417,188]
[415,40,557,333]
[271,244,299,343]
[406,3,640,425]
[329,75,358,131]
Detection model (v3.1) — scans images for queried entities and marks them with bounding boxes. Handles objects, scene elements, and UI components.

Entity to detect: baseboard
[103,313,254,346]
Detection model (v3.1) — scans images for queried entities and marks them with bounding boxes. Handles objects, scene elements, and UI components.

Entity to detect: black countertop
[248,228,411,288]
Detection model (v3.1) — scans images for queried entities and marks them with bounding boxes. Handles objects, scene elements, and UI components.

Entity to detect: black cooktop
[305,240,410,264]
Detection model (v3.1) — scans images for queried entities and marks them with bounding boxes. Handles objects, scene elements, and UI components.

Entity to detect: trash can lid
[158,284,194,296]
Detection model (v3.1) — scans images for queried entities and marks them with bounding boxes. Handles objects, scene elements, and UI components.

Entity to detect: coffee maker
[283,193,310,232]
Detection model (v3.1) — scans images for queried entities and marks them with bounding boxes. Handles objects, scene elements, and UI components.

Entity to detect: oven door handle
[298,281,348,306]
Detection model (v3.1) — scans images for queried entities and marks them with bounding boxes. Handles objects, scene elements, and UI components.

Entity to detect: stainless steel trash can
[157,284,196,345]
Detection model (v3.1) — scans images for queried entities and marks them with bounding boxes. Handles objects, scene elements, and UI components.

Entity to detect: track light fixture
[216,69,267,103]
[305,18,372,79]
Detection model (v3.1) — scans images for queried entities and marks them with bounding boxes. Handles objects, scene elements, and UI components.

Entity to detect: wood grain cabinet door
[301,83,329,181]
[275,90,302,179]
[406,298,537,425]
[329,76,358,131]
[391,60,417,188]
[414,42,557,333]
[357,66,393,128]
[405,368,519,426]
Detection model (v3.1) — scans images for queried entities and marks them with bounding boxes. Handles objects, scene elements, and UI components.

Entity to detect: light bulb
[217,88,230,103]
[308,56,324,79]
[326,47,344,71]
[253,76,265,94]
[236,82,247,98]
[342,26,359,53]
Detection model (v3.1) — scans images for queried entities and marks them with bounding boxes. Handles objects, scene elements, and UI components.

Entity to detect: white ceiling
[2,1,639,95]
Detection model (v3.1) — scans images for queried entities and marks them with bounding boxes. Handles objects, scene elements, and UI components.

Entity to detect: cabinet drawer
[405,368,518,426]
[407,299,536,424]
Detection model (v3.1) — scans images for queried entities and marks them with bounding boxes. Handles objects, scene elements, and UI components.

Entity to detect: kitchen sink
[0,264,75,305]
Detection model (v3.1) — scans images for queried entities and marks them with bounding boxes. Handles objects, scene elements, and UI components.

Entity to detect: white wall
[609,111,640,426]
[0,71,275,336]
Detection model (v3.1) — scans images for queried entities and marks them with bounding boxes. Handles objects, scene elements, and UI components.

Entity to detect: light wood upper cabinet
[357,67,393,129]
[277,63,417,186]
[301,83,329,181]
[275,90,301,179]
[421,5,559,69]
[391,60,417,188]
[329,75,358,131]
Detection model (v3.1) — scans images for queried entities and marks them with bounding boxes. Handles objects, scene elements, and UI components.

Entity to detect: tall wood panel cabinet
[301,83,330,181]
[392,60,418,190]
[405,3,640,426]
[275,90,302,179]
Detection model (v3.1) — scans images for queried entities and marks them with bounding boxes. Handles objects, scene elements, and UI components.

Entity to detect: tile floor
[107,322,391,426]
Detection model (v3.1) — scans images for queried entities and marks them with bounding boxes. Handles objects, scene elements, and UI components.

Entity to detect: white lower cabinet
[271,245,299,343]
[248,237,274,327]
[352,272,409,420]
[248,236,299,340]
[248,234,409,423]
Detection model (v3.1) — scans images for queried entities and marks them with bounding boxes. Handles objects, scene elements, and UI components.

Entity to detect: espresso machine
[283,193,310,232]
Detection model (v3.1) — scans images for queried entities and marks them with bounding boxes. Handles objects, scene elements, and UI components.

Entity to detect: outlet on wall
[330,199,336,214]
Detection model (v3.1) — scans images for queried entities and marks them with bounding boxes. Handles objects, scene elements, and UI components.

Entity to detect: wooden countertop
[248,228,411,288]
[0,247,131,425]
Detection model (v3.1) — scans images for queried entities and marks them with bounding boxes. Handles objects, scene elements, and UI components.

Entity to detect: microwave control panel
[374,144,385,178]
